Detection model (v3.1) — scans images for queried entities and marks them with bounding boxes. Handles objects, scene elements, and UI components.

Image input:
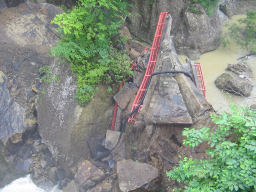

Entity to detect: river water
[180,14,256,113]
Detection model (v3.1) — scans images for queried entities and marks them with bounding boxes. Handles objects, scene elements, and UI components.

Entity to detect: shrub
[224,11,256,53]
[188,0,219,15]
[51,0,133,104]
[167,105,256,191]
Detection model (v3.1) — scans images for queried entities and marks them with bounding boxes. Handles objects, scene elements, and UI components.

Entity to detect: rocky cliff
[125,0,256,59]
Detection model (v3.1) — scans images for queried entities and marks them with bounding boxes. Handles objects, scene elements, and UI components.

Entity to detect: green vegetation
[59,5,71,13]
[224,11,256,53]
[38,65,60,83]
[167,105,256,191]
[188,0,219,15]
[51,0,133,105]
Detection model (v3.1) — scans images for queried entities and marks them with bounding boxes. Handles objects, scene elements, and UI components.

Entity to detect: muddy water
[181,15,256,113]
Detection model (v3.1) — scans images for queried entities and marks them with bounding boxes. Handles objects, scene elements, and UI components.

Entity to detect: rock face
[126,0,256,59]
[37,59,114,175]
[117,159,158,192]
[215,72,253,97]
[0,72,36,146]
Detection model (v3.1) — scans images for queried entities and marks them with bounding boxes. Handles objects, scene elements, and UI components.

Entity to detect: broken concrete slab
[144,75,192,124]
[105,130,120,150]
[105,130,126,161]
[117,159,158,192]
[113,82,138,110]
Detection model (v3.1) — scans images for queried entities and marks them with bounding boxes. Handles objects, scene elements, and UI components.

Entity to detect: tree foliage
[188,0,219,15]
[224,11,256,53]
[167,105,256,191]
[51,0,133,104]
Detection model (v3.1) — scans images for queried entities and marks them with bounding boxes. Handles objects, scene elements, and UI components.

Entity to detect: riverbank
[196,15,256,112]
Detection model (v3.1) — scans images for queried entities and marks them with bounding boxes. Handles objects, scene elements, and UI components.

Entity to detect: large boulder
[37,58,115,176]
[74,160,105,190]
[215,72,253,97]
[117,159,158,192]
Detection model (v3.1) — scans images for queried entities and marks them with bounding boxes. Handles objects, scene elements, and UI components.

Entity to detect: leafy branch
[223,11,256,53]
[167,105,256,191]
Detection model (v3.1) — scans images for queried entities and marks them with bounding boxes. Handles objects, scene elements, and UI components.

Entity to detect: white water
[0,175,62,192]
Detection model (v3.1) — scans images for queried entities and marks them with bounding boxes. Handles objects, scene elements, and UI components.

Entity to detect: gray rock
[75,160,105,189]
[113,82,138,110]
[183,10,220,58]
[215,72,253,97]
[56,168,65,181]
[219,1,236,18]
[46,156,55,167]
[47,167,58,184]
[114,107,122,131]
[39,159,47,168]
[0,72,36,146]
[59,178,71,190]
[133,70,145,87]
[32,143,47,154]
[0,0,7,13]
[15,158,33,172]
[63,180,81,192]
[136,50,150,70]
[88,178,112,192]
[131,40,150,54]
[32,176,55,192]
[226,62,253,80]
[117,159,158,192]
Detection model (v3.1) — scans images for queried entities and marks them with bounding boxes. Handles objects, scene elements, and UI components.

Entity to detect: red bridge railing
[128,12,169,123]
[194,63,206,98]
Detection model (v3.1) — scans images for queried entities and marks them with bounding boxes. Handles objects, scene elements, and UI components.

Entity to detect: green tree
[51,0,133,104]
[167,105,256,191]
[225,11,256,53]
[188,0,219,15]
